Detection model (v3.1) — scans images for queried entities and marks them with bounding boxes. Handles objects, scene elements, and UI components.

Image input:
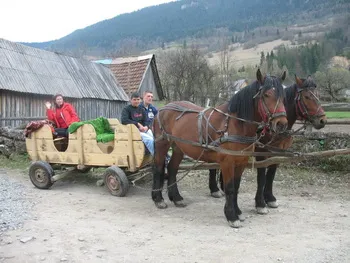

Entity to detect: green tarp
[68,117,115,143]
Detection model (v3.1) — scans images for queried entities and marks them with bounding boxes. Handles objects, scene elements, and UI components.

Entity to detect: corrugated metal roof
[0,38,129,101]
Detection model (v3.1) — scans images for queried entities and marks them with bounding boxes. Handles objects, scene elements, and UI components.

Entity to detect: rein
[157,103,261,148]
[258,86,325,151]
[156,102,295,157]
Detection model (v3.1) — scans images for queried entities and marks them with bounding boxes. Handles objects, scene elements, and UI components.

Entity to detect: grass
[0,154,31,170]
[325,111,350,119]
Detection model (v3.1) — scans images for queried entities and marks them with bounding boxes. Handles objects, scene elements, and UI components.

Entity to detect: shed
[0,38,129,127]
[95,54,164,100]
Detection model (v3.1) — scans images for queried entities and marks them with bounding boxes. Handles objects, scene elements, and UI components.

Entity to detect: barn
[0,38,129,127]
[94,54,164,101]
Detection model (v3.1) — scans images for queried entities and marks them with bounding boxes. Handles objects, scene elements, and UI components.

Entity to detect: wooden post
[77,127,84,165]
[127,125,137,172]
[178,148,350,170]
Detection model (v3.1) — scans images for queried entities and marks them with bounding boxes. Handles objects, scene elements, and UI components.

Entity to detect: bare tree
[315,67,350,102]
[214,37,237,103]
[157,46,219,106]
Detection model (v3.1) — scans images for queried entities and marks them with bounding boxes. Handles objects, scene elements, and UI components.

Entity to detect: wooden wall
[0,90,127,127]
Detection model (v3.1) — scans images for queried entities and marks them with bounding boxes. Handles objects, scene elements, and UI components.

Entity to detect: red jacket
[46,102,80,128]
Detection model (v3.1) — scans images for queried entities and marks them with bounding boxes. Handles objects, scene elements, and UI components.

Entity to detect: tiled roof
[109,59,149,96]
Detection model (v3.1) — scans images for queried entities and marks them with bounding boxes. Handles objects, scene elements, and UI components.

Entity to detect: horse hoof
[211,191,223,198]
[228,220,241,228]
[155,201,168,209]
[256,207,269,215]
[174,200,187,208]
[238,214,245,222]
[267,201,279,208]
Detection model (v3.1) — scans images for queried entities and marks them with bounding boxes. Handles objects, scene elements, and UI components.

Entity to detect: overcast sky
[0,0,175,43]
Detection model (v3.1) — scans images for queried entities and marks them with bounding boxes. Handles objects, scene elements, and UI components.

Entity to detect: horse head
[294,75,327,129]
[256,69,288,133]
[228,69,288,134]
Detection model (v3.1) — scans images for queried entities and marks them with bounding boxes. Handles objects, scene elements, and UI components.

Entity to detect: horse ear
[257,69,263,84]
[281,71,287,82]
[295,74,303,87]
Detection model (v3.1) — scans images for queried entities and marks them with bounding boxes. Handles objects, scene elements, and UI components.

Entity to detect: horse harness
[156,89,286,153]
[295,87,325,122]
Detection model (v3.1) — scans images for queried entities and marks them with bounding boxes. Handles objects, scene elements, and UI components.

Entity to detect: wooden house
[0,38,129,127]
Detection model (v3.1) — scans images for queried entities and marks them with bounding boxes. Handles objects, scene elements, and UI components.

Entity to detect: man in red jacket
[46,94,80,137]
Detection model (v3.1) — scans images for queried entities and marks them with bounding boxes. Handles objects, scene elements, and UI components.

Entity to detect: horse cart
[25,116,350,198]
[26,118,153,197]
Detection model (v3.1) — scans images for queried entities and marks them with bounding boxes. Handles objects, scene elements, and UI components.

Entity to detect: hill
[22,0,350,57]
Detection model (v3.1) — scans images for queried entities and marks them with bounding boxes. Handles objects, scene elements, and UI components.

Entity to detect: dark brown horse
[152,69,288,228]
[254,75,327,214]
[208,75,327,205]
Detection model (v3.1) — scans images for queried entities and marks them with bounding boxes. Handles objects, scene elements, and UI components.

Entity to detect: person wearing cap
[45,94,80,137]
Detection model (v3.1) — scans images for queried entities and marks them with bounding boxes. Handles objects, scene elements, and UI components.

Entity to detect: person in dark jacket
[45,94,80,137]
[121,92,154,155]
[140,90,158,125]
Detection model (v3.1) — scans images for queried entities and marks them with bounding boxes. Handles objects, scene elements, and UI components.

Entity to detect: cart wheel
[29,161,54,189]
[103,166,129,197]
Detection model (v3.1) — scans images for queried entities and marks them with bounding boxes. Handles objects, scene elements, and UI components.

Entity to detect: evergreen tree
[260,51,265,66]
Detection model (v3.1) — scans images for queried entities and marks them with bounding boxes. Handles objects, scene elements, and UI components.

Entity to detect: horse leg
[222,164,241,228]
[167,146,186,207]
[219,170,223,191]
[233,166,245,222]
[255,157,269,214]
[264,164,279,208]
[152,141,170,209]
[209,169,223,198]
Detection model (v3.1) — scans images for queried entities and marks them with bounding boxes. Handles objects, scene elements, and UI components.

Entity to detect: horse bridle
[209,86,287,145]
[295,87,325,122]
[254,86,287,134]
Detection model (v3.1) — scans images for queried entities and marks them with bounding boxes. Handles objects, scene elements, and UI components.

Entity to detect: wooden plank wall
[0,90,127,127]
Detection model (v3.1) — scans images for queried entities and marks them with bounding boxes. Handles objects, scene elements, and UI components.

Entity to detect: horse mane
[228,75,285,121]
[285,76,318,104]
[300,77,317,89]
[285,83,297,104]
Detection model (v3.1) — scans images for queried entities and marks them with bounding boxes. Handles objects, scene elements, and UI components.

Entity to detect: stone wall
[0,127,26,157]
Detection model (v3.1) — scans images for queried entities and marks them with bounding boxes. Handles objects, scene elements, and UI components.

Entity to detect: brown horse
[254,75,327,214]
[152,69,288,228]
[208,75,328,200]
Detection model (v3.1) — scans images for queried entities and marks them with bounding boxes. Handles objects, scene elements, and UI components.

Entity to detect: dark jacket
[140,102,158,124]
[121,104,150,128]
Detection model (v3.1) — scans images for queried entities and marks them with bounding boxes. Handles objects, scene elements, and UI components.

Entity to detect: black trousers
[54,128,68,137]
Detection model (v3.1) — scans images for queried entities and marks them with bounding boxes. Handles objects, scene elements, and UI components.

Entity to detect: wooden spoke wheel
[29,161,54,189]
[103,166,129,197]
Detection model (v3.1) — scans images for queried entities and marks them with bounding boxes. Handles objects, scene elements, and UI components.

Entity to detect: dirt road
[0,168,349,263]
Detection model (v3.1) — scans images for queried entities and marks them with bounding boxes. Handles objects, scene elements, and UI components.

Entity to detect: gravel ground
[0,167,349,263]
[0,169,34,236]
